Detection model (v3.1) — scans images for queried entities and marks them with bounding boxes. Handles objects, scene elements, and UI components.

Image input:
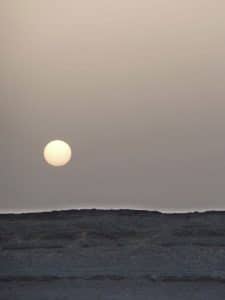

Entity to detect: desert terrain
[1,209,225,299]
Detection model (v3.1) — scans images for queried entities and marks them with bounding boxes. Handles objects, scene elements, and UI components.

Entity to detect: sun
[43,140,72,167]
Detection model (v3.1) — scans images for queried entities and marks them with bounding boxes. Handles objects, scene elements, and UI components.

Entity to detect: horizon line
[1,207,225,215]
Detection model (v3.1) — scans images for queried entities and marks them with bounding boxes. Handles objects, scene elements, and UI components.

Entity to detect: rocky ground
[1,209,225,299]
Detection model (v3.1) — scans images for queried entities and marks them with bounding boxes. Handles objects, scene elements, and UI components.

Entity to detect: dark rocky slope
[1,209,225,299]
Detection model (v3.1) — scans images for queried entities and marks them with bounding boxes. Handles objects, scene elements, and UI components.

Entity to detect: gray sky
[1,0,225,212]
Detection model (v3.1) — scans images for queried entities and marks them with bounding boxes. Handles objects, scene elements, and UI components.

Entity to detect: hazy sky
[1,1,225,212]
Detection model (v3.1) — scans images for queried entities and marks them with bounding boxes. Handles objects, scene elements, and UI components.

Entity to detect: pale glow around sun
[43,140,72,167]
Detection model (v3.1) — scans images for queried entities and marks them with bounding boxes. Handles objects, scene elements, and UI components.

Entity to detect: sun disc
[43,140,72,167]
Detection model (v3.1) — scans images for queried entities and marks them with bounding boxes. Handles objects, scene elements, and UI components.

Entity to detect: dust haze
[1,1,225,212]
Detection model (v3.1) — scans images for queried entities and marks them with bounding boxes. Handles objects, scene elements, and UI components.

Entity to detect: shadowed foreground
[1,209,225,299]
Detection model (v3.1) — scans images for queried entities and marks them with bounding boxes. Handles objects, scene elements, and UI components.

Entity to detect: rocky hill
[1,209,225,299]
